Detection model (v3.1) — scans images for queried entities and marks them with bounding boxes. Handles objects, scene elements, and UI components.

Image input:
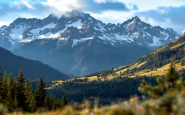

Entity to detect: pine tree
[0,66,2,75]
[29,93,36,112]
[13,77,17,99]
[2,71,8,104]
[0,80,2,101]
[56,99,61,109]
[6,73,14,110]
[45,95,52,110]
[25,80,35,111]
[49,94,55,110]
[61,96,68,108]
[0,67,2,102]
[44,97,49,110]
[14,96,18,109]
[35,76,46,108]
[165,60,177,89]
[17,68,26,110]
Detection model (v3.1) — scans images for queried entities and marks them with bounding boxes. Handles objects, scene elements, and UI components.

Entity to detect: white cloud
[21,0,34,9]
[139,17,185,34]
[13,0,34,9]
[85,0,185,11]
[42,0,80,12]
[90,11,135,24]
[94,0,107,3]
[140,17,172,28]
[183,30,185,34]
[0,21,10,27]
[117,0,185,11]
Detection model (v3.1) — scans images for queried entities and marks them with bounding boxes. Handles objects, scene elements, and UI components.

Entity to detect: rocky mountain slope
[0,47,68,80]
[87,34,185,78]
[0,10,179,76]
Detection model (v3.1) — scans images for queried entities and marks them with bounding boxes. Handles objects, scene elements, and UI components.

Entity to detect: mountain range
[0,10,179,76]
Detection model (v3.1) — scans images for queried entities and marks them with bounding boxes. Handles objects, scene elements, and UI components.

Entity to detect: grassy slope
[83,34,185,79]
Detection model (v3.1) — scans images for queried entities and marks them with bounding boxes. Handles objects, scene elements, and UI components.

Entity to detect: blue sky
[0,0,184,33]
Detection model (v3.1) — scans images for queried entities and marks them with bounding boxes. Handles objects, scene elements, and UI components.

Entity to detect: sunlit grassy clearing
[170,42,185,49]
[48,61,185,90]
[115,61,147,74]
[135,62,185,77]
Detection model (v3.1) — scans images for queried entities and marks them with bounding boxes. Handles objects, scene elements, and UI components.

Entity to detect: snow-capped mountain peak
[0,11,178,50]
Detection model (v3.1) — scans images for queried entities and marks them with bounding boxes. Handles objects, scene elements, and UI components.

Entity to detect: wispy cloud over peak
[0,0,184,33]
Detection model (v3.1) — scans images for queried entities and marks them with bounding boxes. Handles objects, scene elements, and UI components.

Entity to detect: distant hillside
[0,47,68,81]
[84,34,185,78]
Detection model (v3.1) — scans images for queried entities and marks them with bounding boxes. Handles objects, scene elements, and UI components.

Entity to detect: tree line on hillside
[0,68,68,113]
[50,60,185,105]
[49,76,158,104]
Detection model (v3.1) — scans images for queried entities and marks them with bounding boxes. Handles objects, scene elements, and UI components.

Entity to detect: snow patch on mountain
[38,32,62,39]
[98,33,137,44]
[30,23,56,34]
[115,34,135,42]
[94,23,106,32]
[149,36,162,47]
[66,20,83,29]
[38,19,83,39]
[98,34,116,43]
[146,32,152,37]
[20,39,33,43]
[9,25,26,42]
[72,37,94,48]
